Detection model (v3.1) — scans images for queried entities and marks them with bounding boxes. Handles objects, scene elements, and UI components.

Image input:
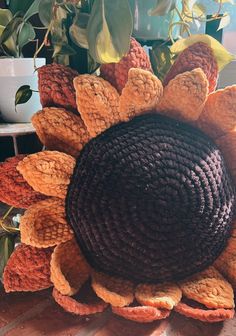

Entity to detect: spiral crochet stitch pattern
[66,114,235,283]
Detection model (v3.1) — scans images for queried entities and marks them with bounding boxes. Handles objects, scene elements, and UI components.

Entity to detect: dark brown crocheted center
[66,114,235,283]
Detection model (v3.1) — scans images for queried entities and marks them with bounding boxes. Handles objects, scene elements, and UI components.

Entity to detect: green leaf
[18,22,36,50]
[217,13,231,31]
[170,34,235,71]
[87,0,132,64]
[8,0,35,15]
[149,0,176,16]
[0,235,15,278]
[69,13,89,49]
[0,9,13,26]
[0,16,23,45]
[24,0,42,21]
[38,0,53,27]
[52,43,77,58]
[15,85,33,109]
[149,43,173,81]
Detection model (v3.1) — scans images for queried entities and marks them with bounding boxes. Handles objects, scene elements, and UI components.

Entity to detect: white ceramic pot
[0,58,45,123]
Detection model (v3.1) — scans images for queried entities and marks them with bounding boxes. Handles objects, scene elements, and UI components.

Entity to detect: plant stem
[0,207,20,234]
[33,21,53,68]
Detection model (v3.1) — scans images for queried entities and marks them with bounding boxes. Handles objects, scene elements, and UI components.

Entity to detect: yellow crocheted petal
[179,266,234,309]
[215,130,236,184]
[32,107,91,157]
[197,85,236,139]
[91,271,134,307]
[119,68,163,122]
[74,75,120,137]
[20,197,73,248]
[50,239,91,296]
[17,151,75,199]
[156,68,209,122]
[135,283,182,310]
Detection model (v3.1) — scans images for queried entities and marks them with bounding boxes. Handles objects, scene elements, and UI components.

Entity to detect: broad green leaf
[38,0,53,27]
[69,12,89,49]
[0,9,13,26]
[52,43,77,58]
[149,43,173,81]
[18,22,36,50]
[0,24,17,56]
[0,16,23,45]
[217,13,231,31]
[170,34,235,70]
[0,235,15,277]
[149,0,176,16]
[8,0,35,15]
[87,0,132,64]
[15,85,33,109]
[24,0,42,21]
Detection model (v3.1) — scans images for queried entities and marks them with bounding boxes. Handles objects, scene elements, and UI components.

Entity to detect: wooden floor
[0,286,236,336]
[0,203,236,335]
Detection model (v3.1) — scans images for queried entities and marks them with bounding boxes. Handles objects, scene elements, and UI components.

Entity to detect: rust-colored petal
[135,283,182,310]
[0,155,47,209]
[3,244,52,292]
[112,305,170,323]
[91,272,134,307]
[157,68,208,122]
[52,287,108,315]
[163,42,218,93]
[50,239,90,296]
[174,302,234,323]
[74,75,120,137]
[215,130,236,183]
[32,107,91,157]
[38,63,78,113]
[100,37,152,93]
[119,68,163,122]
[20,198,73,248]
[196,85,236,139]
[179,266,234,309]
[17,151,75,199]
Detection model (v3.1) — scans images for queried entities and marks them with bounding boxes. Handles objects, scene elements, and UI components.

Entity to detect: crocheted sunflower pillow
[1,38,236,324]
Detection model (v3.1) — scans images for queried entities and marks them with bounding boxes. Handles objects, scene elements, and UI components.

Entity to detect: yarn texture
[66,114,235,283]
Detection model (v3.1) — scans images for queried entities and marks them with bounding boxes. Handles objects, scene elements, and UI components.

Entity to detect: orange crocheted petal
[52,287,108,315]
[32,107,91,157]
[0,155,47,208]
[196,85,236,139]
[112,305,171,323]
[215,130,236,183]
[174,302,235,323]
[20,198,73,248]
[179,266,234,309]
[38,63,78,113]
[91,272,134,307]
[163,42,218,93]
[74,75,120,137]
[17,151,75,199]
[3,244,53,292]
[119,68,163,122]
[50,239,91,296]
[135,283,182,310]
[157,68,208,122]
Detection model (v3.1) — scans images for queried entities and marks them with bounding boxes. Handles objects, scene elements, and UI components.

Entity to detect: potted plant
[0,0,45,122]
